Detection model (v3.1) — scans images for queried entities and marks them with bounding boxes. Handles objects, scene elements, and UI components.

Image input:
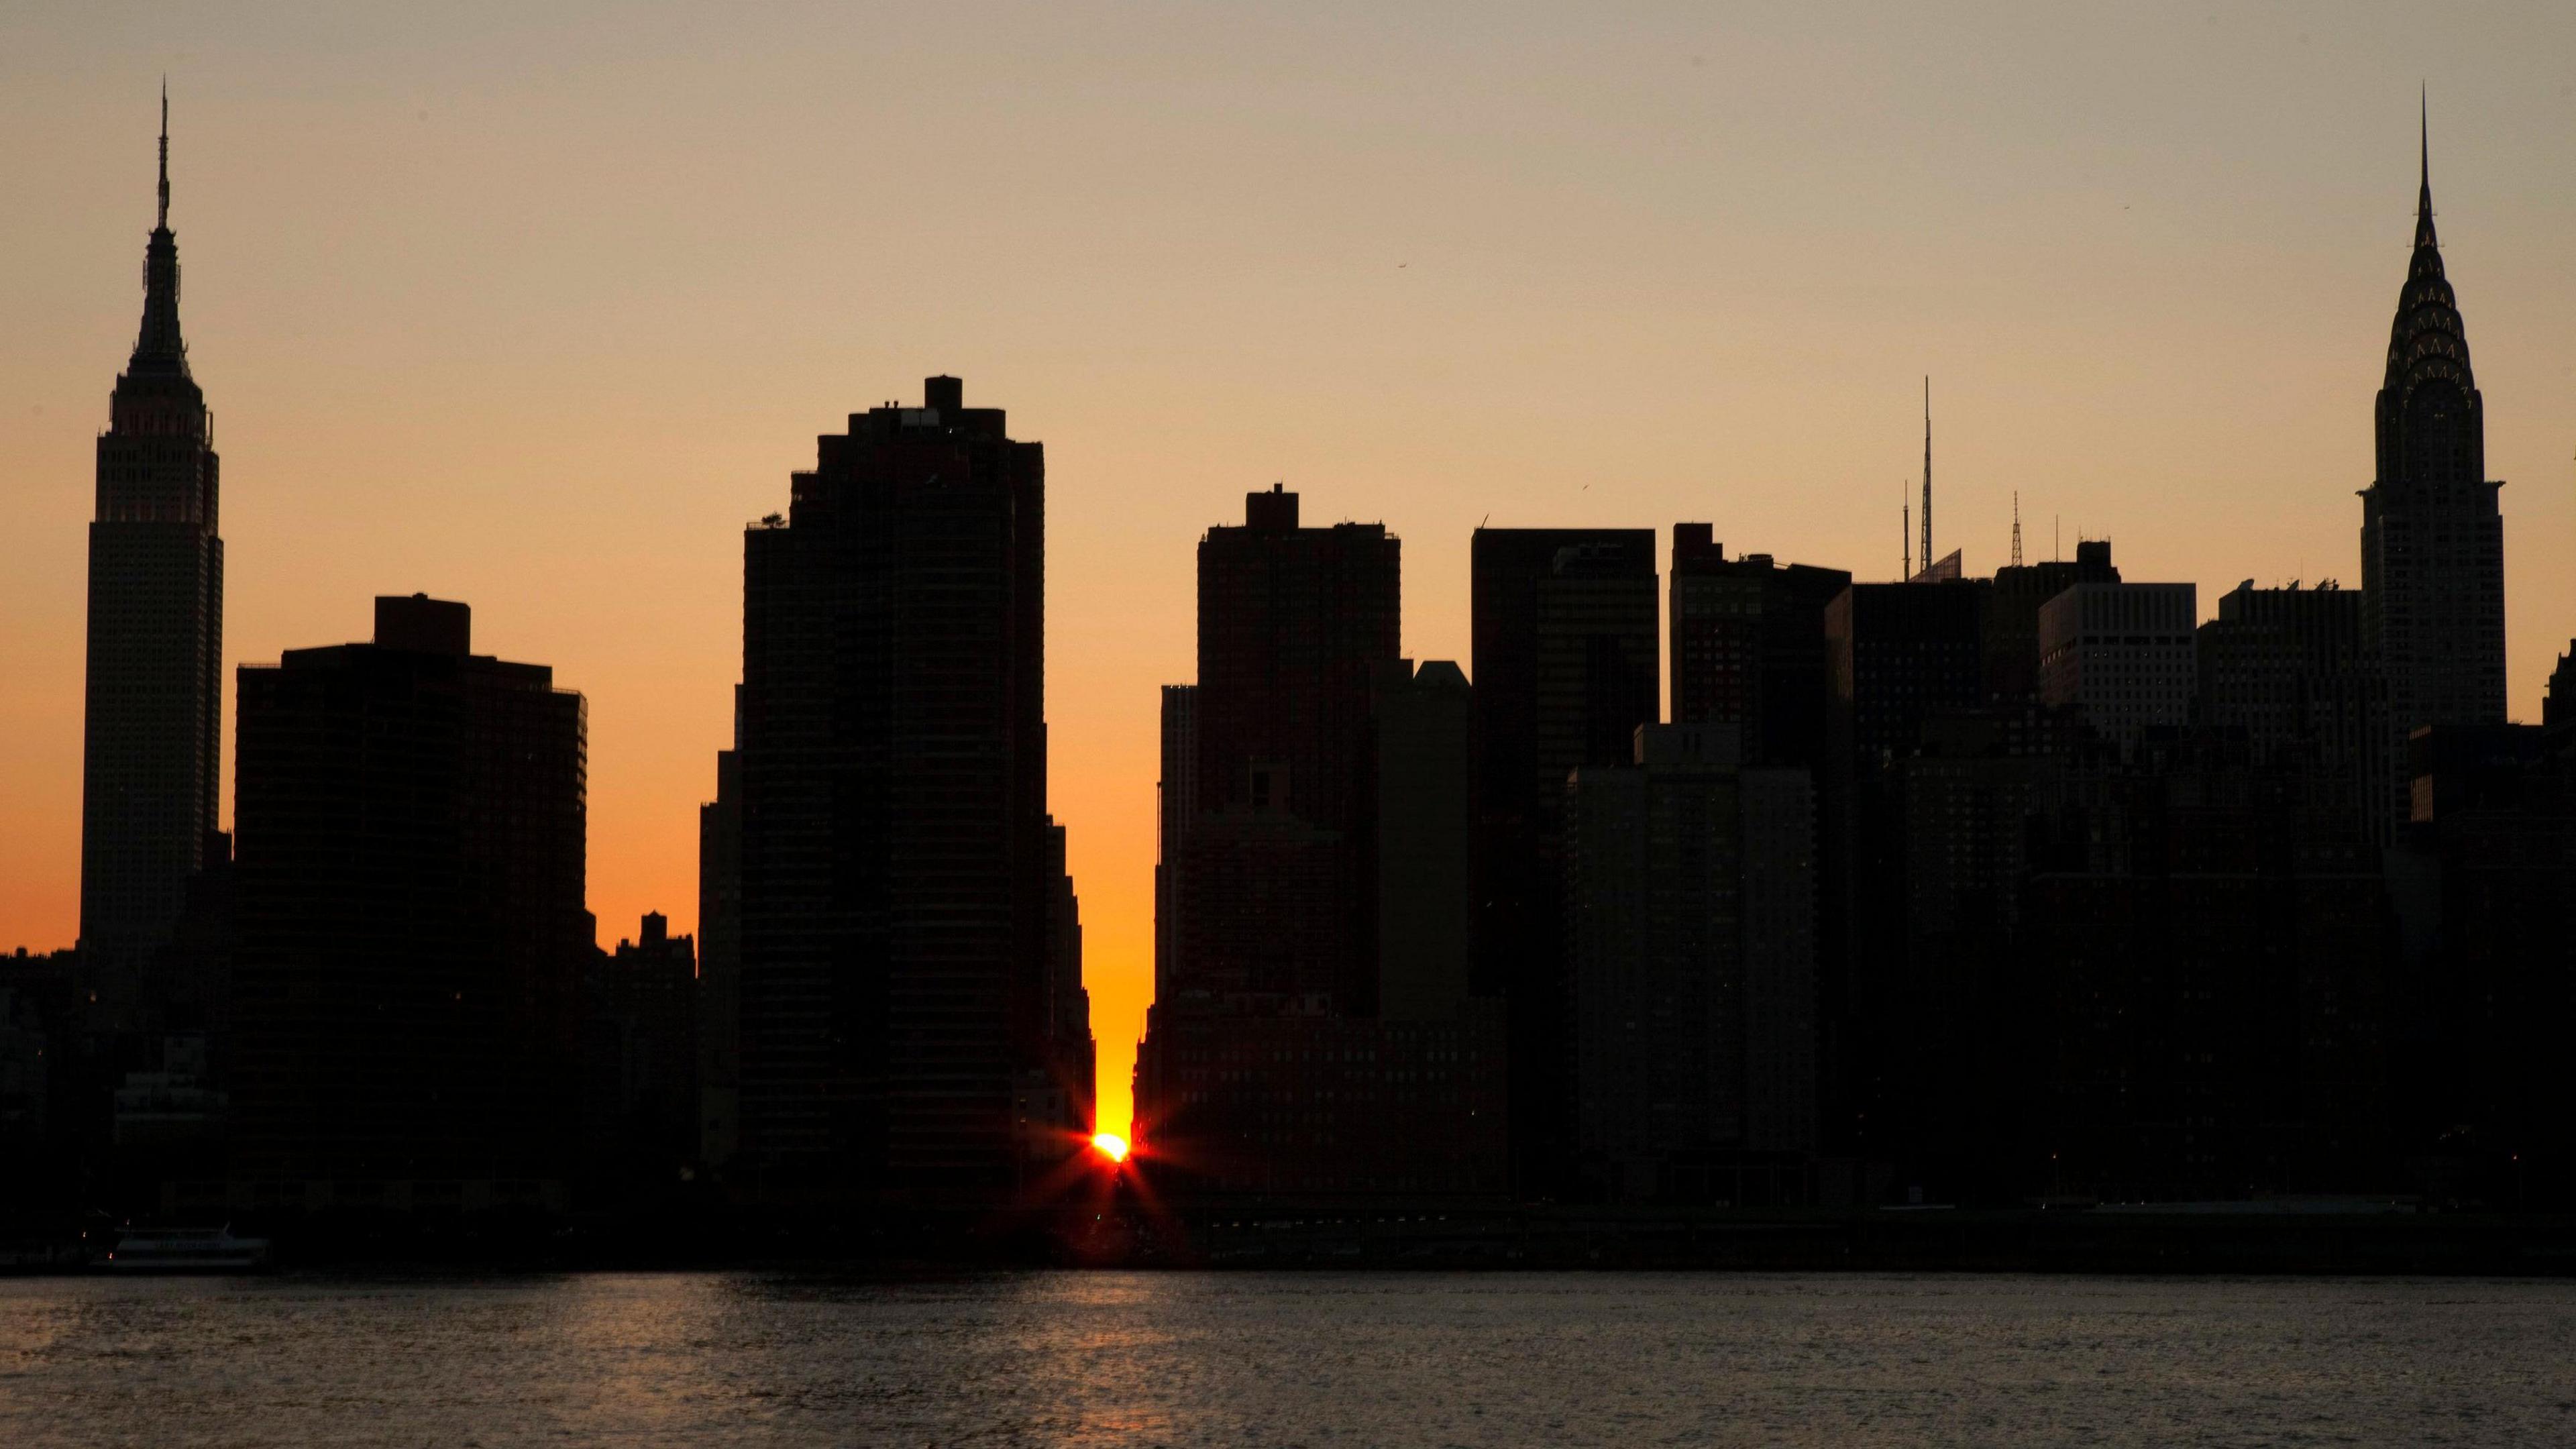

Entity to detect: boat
[102,1225,273,1273]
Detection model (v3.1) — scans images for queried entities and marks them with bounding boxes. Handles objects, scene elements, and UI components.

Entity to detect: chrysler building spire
[2357,95,2507,831]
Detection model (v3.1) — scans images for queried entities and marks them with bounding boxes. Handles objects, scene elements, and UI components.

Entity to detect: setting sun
[1091,1132,1130,1164]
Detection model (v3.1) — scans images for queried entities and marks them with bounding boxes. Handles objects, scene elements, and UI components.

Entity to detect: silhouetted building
[695,729,741,1168]
[1565,724,1818,1202]
[733,377,1059,1201]
[2359,125,2507,820]
[0,951,85,1210]
[1471,528,1658,1193]
[1821,576,1988,1159]
[1373,659,1476,1022]
[1015,818,1095,1159]
[1136,496,1505,1198]
[1153,685,1199,1004]
[582,913,700,1191]
[81,97,223,1030]
[2387,722,2576,1205]
[1182,485,1399,1014]
[1134,1010,1507,1197]
[1668,526,1848,770]
[2198,582,2389,847]
[2027,735,2394,1202]
[1985,540,2119,702]
[231,596,588,1210]
[2037,582,2198,750]
[2546,645,2576,730]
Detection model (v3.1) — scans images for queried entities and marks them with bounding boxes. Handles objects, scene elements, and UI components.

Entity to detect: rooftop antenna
[1920,377,1933,579]
[2053,514,2061,563]
[2010,490,2023,568]
[1902,483,1911,580]
[157,77,170,229]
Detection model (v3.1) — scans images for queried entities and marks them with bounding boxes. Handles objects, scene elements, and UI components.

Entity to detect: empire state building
[80,92,224,1025]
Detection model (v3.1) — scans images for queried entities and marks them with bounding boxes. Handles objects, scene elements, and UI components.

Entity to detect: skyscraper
[1667,525,1849,771]
[1470,528,1658,1191]
[1373,659,1476,1023]
[1565,723,1818,1201]
[1181,486,1399,1013]
[695,714,741,1168]
[231,596,588,1207]
[2199,582,2389,846]
[1152,684,1199,1005]
[81,93,223,1028]
[733,377,1066,1199]
[2037,582,2198,750]
[1134,494,1505,1197]
[2359,115,2507,750]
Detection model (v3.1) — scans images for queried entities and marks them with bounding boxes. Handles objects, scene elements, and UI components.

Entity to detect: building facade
[2359,129,2507,752]
[2036,582,2198,751]
[733,376,1069,1201]
[1668,526,1849,771]
[1564,724,1818,1201]
[82,98,224,1028]
[1470,529,1659,1192]
[230,596,588,1208]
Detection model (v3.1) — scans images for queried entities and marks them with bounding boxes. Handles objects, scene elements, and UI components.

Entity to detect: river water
[3,1271,2571,1446]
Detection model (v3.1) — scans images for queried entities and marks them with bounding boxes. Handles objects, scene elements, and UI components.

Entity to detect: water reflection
[2,1272,2572,1446]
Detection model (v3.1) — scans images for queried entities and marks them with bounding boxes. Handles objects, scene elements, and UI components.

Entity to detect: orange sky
[6,5,2575,1138]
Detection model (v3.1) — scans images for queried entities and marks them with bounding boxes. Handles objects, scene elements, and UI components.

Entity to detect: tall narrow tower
[1919,378,1933,576]
[81,88,224,1026]
[2359,104,2507,753]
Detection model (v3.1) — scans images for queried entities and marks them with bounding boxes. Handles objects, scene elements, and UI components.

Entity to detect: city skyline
[11,11,2576,1143]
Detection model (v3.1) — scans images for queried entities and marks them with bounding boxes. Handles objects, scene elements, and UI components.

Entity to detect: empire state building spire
[131,80,189,379]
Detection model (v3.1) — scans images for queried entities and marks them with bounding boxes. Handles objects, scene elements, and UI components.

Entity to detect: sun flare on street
[1091,1132,1130,1164]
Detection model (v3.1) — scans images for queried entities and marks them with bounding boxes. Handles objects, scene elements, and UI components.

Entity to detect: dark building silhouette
[1565,724,1818,1202]
[582,913,700,1190]
[695,719,741,1169]
[1136,494,1504,1198]
[2037,582,2198,751]
[1373,659,1477,1022]
[1821,576,1988,1159]
[1880,704,2092,1196]
[1183,486,1399,1013]
[2198,583,2390,847]
[81,95,223,1030]
[2359,122,2507,788]
[2386,718,2576,1206]
[2027,735,2394,1202]
[0,950,85,1211]
[733,377,1073,1201]
[1152,684,1199,1005]
[1016,818,1096,1158]
[231,596,588,1209]
[1983,540,2118,704]
[1667,526,1848,770]
[2546,645,2576,730]
[1470,528,1658,1194]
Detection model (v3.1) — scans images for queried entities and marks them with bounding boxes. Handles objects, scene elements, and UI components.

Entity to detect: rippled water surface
[5,1271,2573,1446]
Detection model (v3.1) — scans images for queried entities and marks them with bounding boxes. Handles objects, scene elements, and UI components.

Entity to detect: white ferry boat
[103,1226,273,1273]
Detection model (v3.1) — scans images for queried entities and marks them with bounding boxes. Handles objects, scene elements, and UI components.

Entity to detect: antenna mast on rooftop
[1920,378,1933,578]
[2010,490,2023,568]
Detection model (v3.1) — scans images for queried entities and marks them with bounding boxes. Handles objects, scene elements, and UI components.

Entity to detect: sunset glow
[1091,1132,1130,1164]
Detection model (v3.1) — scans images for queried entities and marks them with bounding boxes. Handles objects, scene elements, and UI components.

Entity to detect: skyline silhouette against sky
[8,3,2576,1136]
